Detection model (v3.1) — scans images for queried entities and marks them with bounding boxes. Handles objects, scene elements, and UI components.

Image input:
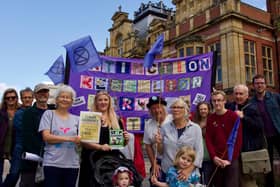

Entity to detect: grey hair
[170,98,190,118]
[54,85,76,100]
[233,84,249,95]
[20,87,33,98]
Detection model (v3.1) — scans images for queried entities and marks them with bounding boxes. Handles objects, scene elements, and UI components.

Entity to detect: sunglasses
[5,96,17,100]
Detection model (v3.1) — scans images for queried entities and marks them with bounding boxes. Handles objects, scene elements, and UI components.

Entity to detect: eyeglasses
[58,96,72,100]
[170,106,184,110]
[5,96,17,100]
[212,99,224,103]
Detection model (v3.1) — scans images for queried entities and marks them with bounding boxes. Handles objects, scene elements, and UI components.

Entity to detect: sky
[0,0,266,98]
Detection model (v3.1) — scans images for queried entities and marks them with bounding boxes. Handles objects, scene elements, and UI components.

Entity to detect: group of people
[0,84,131,187]
[144,74,280,187]
[0,73,280,187]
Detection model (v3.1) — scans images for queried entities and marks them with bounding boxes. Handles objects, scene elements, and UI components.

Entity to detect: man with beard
[226,84,264,187]
[251,74,280,187]
[20,83,54,187]
[143,96,172,186]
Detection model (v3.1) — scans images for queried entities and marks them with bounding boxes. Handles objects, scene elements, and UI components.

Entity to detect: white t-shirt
[143,114,172,159]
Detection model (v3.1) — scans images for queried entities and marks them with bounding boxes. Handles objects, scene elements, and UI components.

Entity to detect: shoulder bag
[241,131,271,174]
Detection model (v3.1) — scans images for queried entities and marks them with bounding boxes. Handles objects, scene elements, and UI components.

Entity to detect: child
[112,166,134,187]
[152,146,200,187]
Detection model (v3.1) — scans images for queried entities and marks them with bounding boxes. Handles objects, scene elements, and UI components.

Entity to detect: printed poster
[79,111,101,143]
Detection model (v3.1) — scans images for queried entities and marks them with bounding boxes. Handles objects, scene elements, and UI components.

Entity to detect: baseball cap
[147,96,167,109]
[34,83,49,93]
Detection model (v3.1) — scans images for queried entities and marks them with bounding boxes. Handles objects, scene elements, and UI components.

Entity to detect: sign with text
[69,52,213,133]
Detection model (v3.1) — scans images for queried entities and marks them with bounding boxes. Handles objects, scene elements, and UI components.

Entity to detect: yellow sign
[79,111,101,143]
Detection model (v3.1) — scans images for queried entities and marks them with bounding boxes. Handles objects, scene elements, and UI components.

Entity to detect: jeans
[2,145,22,187]
[44,166,79,187]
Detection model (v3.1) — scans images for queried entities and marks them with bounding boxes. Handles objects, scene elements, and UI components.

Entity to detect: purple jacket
[0,109,8,157]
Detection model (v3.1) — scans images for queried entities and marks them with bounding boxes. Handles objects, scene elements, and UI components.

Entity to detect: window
[209,42,222,83]
[116,35,123,56]
[186,47,194,56]
[244,40,256,82]
[262,46,274,85]
[179,48,184,57]
[196,46,203,54]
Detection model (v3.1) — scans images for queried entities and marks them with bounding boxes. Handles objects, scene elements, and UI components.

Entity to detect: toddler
[152,146,201,187]
[113,166,134,187]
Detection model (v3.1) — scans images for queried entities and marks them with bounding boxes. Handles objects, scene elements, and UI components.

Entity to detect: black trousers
[265,134,280,187]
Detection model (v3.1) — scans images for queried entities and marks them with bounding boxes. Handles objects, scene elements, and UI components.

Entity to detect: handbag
[241,125,271,174]
[241,148,271,174]
[35,163,45,183]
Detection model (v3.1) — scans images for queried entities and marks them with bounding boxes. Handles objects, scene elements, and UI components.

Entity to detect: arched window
[116,34,123,56]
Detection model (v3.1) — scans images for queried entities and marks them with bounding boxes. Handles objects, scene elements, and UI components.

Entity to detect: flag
[64,35,101,72]
[227,117,241,161]
[45,55,65,85]
[144,34,164,68]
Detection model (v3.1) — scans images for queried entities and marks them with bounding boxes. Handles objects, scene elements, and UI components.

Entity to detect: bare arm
[42,130,80,145]
[151,175,168,187]
[145,144,161,177]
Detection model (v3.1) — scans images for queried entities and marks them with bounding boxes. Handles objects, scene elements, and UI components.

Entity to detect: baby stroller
[89,150,143,187]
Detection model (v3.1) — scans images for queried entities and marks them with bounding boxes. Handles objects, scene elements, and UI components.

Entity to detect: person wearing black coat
[226,84,265,187]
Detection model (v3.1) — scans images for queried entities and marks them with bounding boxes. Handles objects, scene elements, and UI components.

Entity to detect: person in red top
[205,90,242,187]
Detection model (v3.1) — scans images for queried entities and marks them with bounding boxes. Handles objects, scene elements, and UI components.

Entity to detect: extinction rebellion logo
[74,47,89,66]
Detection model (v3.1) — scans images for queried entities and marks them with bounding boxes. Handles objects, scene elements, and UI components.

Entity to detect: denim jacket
[251,91,280,134]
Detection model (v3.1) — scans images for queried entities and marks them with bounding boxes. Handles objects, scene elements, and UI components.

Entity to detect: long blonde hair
[92,91,120,129]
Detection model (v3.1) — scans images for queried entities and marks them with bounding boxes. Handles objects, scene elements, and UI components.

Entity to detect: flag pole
[153,39,164,178]
[144,33,164,178]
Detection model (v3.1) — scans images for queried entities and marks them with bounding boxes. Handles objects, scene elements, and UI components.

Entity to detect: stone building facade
[104,0,280,93]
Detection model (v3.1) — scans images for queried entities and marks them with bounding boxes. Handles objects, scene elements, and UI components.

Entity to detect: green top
[4,117,13,158]
[203,138,210,161]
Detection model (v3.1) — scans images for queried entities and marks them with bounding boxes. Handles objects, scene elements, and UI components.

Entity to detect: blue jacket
[251,91,280,134]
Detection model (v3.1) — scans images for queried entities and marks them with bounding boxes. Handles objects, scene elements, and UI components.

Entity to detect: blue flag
[227,117,241,161]
[45,55,65,85]
[144,34,164,68]
[64,36,101,72]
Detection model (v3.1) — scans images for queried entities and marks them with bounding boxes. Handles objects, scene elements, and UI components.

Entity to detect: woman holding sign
[38,85,80,187]
[79,90,130,187]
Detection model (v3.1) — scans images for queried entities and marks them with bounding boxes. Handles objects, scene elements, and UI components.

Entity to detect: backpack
[89,150,143,187]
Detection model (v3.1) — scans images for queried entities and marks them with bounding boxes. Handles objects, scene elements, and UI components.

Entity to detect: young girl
[112,166,134,187]
[152,146,200,187]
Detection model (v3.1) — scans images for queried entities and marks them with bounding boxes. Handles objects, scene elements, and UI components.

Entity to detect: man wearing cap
[143,96,172,186]
[20,83,54,187]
